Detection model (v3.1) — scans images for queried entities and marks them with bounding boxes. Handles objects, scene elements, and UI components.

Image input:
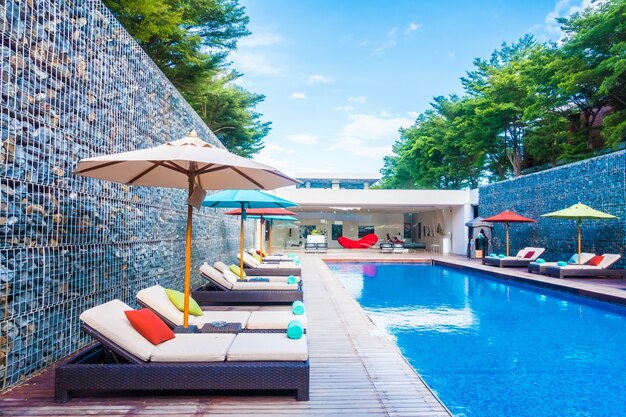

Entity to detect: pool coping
[434,258,626,308]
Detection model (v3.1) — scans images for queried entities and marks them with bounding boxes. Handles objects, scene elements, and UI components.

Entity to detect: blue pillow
[498,254,505,259]
[535,258,545,264]
[568,254,579,264]
[489,253,497,257]
[557,261,568,267]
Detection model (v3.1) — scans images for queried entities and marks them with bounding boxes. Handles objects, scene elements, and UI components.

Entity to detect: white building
[269,173,478,255]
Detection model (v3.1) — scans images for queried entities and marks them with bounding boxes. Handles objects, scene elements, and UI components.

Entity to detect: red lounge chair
[337,234,378,249]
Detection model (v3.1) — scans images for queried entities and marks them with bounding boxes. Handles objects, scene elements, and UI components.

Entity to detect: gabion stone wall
[0,0,252,390]
[480,151,626,267]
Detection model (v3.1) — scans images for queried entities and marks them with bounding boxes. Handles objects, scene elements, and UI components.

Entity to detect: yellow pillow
[229,264,246,278]
[164,288,203,316]
[252,252,262,262]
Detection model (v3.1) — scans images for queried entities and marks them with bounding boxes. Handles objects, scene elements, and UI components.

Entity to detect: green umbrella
[542,202,617,264]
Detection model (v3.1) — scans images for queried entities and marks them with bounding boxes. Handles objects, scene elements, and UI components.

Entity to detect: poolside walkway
[0,251,451,417]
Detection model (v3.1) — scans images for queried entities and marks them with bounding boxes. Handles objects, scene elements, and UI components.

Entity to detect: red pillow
[523,250,535,259]
[587,255,604,266]
[124,309,175,345]
[256,250,267,257]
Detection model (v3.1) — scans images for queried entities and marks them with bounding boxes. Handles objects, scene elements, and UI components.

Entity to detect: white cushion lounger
[528,252,595,274]
[137,285,307,330]
[214,261,301,283]
[543,254,624,278]
[239,252,300,269]
[483,247,545,268]
[248,248,299,262]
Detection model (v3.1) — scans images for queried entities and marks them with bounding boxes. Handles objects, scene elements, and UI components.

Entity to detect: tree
[104,0,269,156]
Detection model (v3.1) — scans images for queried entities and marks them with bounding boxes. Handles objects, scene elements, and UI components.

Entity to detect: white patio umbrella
[74,130,298,327]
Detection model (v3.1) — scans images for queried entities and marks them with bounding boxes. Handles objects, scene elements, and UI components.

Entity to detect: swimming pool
[327,262,626,417]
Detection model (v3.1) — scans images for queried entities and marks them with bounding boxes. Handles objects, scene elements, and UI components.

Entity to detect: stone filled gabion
[0,0,251,390]
[480,151,626,267]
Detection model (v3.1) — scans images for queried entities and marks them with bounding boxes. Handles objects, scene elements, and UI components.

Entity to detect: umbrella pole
[505,222,509,256]
[239,211,245,280]
[268,221,272,255]
[183,174,194,328]
[259,218,264,261]
[577,220,581,265]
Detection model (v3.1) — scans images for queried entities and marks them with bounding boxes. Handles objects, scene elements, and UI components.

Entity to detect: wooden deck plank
[0,253,451,417]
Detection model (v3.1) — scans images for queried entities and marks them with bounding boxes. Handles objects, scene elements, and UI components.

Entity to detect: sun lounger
[137,285,308,330]
[55,300,309,402]
[248,248,299,262]
[379,243,393,253]
[483,247,545,267]
[239,252,302,276]
[543,254,624,278]
[528,252,595,274]
[192,263,303,304]
[214,261,302,283]
[392,244,407,254]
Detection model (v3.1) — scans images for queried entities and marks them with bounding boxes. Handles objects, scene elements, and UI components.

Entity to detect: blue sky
[233,0,595,177]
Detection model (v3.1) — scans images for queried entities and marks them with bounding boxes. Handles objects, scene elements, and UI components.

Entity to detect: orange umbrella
[483,210,536,256]
[225,208,296,260]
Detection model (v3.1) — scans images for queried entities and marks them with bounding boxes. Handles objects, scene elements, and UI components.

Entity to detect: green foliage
[380,0,626,189]
[104,0,268,156]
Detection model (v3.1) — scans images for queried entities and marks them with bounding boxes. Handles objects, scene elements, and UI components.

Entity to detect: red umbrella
[225,208,297,260]
[483,210,536,256]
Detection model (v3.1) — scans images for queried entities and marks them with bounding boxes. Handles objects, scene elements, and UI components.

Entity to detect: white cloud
[286,134,319,145]
[289,92,307,100]
[407,111,419,118]
[329,113,414,158]
[333,106,355,112]
[405,22,422,35]
[307,74,333,85]
[448,52,456,61]
[348,96,368,104]
[380,110,391,117]
[231,52,284,76]
[357,40,369,47]
[238,32,284,48]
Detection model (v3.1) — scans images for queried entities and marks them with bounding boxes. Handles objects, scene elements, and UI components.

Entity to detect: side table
[200,322,242,333]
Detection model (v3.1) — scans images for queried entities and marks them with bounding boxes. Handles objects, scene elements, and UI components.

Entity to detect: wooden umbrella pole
[268,221,272,255]
[183,174,194,328]
[259,218,264,261]
[239,206,245,280]
[505,222,509,256]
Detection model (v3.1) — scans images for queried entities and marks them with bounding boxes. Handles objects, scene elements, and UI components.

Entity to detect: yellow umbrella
[542,202,617,264]
[74,131,297,327]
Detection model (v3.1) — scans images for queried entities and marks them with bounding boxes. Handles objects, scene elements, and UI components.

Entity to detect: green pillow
[252,252,262,262]
[164,288,203,316]
[229,264,246,278]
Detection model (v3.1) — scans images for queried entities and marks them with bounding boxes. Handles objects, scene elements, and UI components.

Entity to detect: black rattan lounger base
[243,268,301,276]
[192,286,303,305]
[55,344,309,402]
[543,266,625,279]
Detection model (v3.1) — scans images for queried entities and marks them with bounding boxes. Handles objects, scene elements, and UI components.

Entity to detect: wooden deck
[0,253,451,417]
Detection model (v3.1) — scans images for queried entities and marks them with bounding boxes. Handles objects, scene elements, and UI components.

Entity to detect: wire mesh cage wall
[0,0,251,390]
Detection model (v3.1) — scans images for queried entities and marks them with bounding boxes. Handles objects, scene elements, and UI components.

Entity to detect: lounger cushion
[214,261,228,273]
[222,269,242,285]
[231,281,299,291]
[227,333,308,362]
[151,333,236,362]
[80,299,156,362]
[246,311,308,330]
[124,308,175,345]
[200,263,233,290]
[165,288,203,316]
[598,254,620,269]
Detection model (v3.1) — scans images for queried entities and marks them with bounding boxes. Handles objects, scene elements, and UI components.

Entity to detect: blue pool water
[328,262,626,417]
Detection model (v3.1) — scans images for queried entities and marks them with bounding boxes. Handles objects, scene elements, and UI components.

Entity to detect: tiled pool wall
[0,0,250,390]
[480,151,626,268]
